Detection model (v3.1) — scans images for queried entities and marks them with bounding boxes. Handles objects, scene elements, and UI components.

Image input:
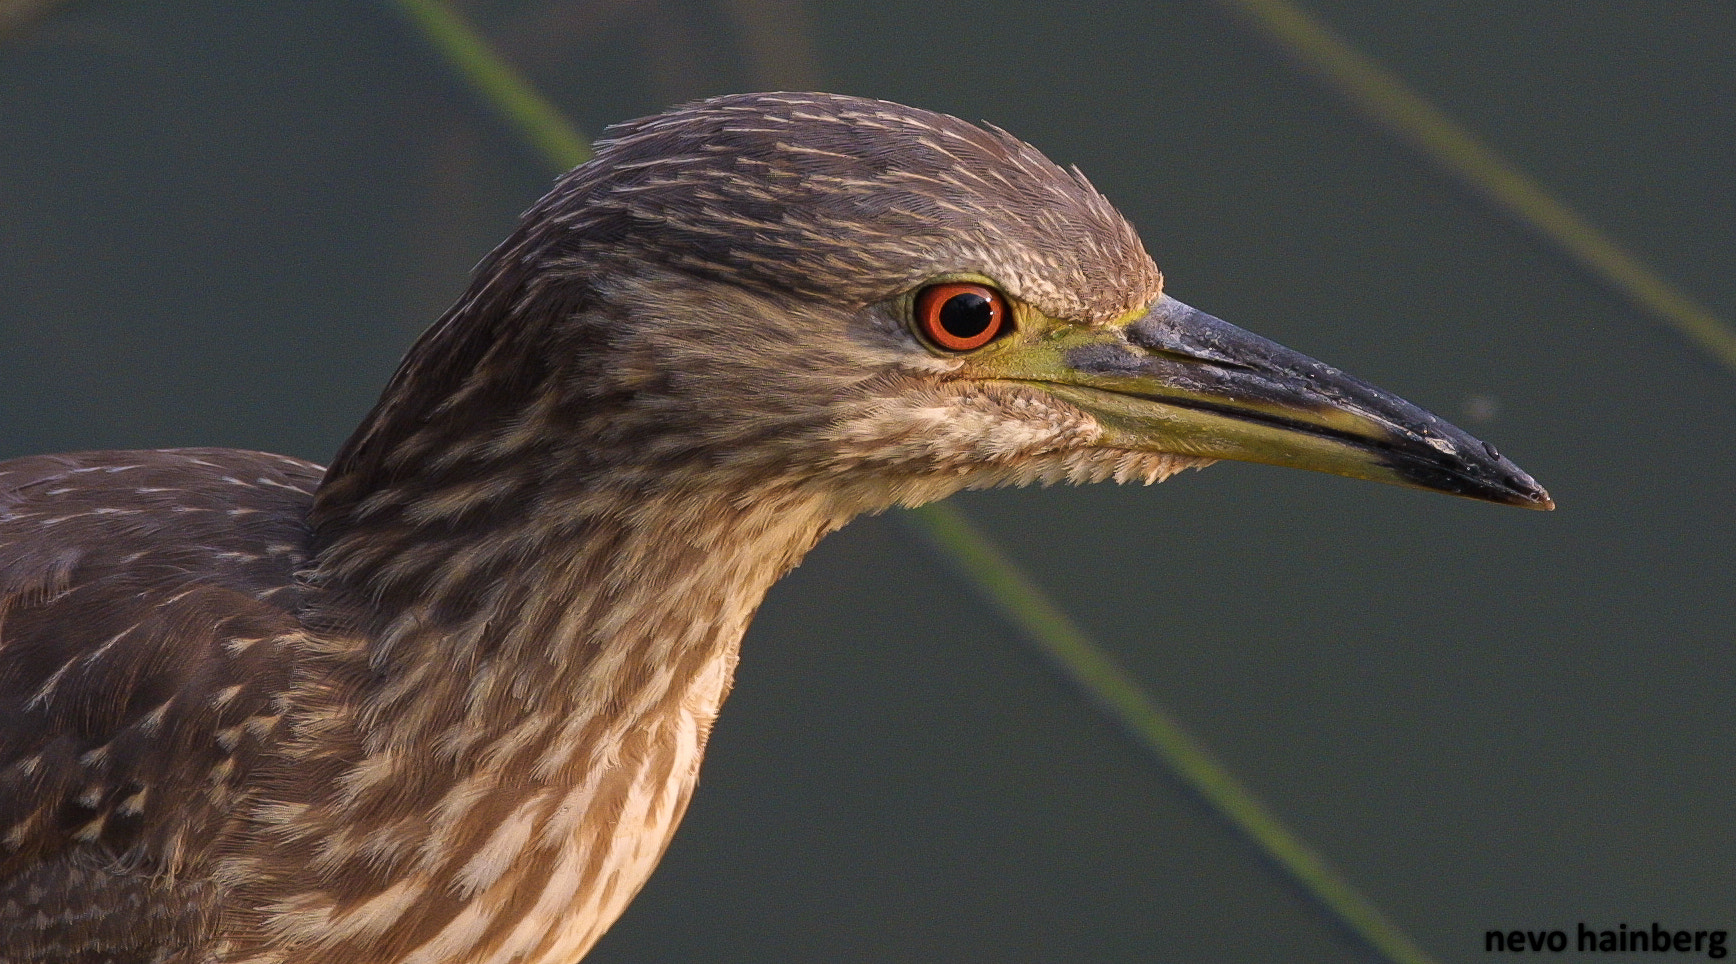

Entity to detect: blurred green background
[1,1,1731,960]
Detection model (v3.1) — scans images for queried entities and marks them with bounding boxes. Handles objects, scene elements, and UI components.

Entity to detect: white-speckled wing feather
[0,448,322,963]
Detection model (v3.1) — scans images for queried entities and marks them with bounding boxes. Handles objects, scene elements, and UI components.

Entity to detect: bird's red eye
[914,283,1009,351]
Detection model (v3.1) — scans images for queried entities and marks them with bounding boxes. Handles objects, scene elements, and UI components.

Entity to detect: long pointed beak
[989,295,1553,509]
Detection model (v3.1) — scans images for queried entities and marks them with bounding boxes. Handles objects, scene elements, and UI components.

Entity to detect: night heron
[0,92,1550,963]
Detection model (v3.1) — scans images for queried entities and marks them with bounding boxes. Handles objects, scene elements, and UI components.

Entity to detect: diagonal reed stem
[903,501,1440,964]
[391,0,591,169]
[1215,0,1736,375]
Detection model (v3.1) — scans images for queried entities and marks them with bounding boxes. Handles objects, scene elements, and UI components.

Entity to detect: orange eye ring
[914,283,1009,352]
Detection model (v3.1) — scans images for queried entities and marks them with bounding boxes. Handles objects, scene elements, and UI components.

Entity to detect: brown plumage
[0,92,1548,964]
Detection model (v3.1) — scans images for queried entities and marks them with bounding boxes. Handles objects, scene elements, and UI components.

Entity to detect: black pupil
[938,292,994,339]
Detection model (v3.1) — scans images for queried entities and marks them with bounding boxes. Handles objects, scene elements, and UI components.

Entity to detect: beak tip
[1485,465,1554,511]
[1485,449,1553,511]
[1506,487,1555,511]
[1383,441,1554,512]
[1520,485,1556,512]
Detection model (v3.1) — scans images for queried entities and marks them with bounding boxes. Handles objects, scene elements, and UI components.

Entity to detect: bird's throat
[228,487,842,963]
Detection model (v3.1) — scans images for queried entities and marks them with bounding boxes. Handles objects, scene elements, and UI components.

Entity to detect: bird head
[320,92,1550,529]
